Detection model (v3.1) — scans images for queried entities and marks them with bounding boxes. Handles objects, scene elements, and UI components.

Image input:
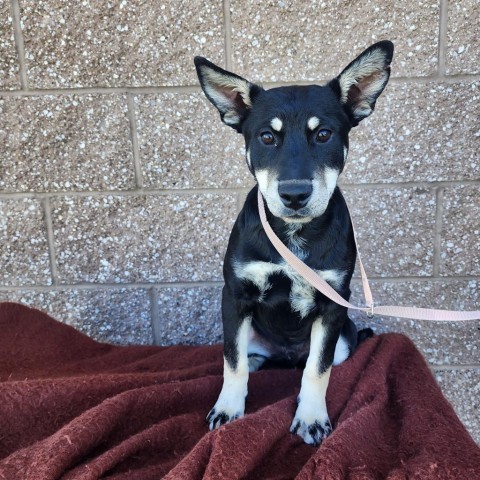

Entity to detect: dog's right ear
[194,57,262,132]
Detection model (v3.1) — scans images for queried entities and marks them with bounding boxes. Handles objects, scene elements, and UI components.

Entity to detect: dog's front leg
[207,311,251,430]
[290,311,343,446]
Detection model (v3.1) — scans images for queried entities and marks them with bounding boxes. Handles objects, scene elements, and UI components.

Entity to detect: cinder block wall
[0,1,478,441]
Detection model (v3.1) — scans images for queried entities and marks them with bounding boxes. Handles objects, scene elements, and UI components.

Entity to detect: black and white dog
[194,41,394,446]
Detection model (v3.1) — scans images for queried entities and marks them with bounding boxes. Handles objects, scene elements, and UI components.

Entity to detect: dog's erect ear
[194,57,262,132]
[328,41,394,127]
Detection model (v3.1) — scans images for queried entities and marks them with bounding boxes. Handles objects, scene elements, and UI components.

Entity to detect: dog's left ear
[328,41,394,127]
[194,57,262,132]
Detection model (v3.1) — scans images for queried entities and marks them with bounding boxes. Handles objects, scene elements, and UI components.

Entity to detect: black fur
[195,41,394,446]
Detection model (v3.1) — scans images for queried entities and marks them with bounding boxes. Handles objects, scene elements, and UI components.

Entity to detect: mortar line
[10,0,28,90]
[0,281,225,292]
[431,364,480,372]
[437,0,449,76]
[433,187,445,276]
[223,0,233,70]
[0,85,203,97]
[0,179,478,201]
[126,93,143,189]
[340,179,480,191]
[2,74,480,97]
[350,275,479,284]
[0,186,252,200]
[0,188,245,199]
[1,276,478,293]
[42,197,58,286]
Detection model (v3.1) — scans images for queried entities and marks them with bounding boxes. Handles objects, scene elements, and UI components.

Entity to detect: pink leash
[257,189,480,321]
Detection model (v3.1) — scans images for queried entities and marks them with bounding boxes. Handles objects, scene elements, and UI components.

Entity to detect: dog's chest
[233,257,345,319]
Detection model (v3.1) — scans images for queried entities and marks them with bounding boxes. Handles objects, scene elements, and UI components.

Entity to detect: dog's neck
[264,201,333,254]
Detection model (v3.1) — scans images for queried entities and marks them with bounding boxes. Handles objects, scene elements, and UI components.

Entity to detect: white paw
[206,393,245,430]
[290,398,332,446]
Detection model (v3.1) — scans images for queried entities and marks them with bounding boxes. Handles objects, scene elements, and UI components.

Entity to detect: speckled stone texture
[156,286,223,345]
[0,95,134,192]
[435,369,480,444]
[230,0,439,82]
[20,0,225,88]
[0,288,153,344]
[0,198,51,286]
[440,185,480,276]
[0,0,20,90]
[342,81,480,184]
[51,194,237,284]
[343,187,436,277]
[135,93,249,189]
[446,0,480,74]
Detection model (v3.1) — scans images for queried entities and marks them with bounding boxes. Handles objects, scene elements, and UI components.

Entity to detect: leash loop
[257,188,480,322]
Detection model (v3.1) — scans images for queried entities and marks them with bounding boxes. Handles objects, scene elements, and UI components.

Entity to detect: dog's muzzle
[278,181,313,211]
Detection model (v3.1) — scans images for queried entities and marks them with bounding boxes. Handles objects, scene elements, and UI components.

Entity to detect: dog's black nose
[278,182,313,210]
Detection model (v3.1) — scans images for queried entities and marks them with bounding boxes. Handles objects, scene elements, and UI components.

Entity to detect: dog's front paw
[206,406,243,430]
[290,400,332,446]
[290,416,332,446]
[206,392,245,430]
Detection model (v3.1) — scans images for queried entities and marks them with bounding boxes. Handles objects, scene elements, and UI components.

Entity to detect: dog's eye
[260,131,275,146]
[316,129,332,143]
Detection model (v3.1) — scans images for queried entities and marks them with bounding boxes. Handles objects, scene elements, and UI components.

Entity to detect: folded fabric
[0,302,478,479]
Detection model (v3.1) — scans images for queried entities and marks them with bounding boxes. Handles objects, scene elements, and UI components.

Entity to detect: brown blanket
[0,302,478,479]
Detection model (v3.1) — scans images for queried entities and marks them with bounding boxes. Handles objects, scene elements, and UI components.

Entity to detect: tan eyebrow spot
[307,116,320,130]
[270,117,283,132]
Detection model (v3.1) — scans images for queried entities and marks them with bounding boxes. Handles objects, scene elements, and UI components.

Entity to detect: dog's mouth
[263,196,323,224]
[281,212,313,224]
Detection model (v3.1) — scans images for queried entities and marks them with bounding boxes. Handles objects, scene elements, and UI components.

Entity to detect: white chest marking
[234,260,346,318]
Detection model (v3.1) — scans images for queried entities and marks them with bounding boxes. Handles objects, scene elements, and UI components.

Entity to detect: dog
[194,40,394,446]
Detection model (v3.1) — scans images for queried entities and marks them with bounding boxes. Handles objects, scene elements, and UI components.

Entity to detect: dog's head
[195,41,393,223]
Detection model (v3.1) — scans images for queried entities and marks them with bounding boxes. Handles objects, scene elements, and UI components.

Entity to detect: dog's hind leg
[248,354,267,372]
[333,316,357,365]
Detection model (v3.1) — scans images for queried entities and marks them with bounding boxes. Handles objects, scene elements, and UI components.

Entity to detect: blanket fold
[0,302,478,479]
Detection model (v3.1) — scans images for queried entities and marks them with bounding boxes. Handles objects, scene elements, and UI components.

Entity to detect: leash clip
[367,303,375,319]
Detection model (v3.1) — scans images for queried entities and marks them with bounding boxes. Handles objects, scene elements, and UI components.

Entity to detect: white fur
[306,167,339,218]
[256,167,340,222]
[285,223,307,259]
[270,117,283,132]
[307,116,320,130]
[233,260,281,301]
[246,148,252,169]
[234,259,345,319]
[200,66,252,125]
[323,167,339,193]
[333,335,350,365]
[291,319,332,444]
[338,47,388,104]
[315,268,345,291]
[208,318,251,429]
[337,47,389,121]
